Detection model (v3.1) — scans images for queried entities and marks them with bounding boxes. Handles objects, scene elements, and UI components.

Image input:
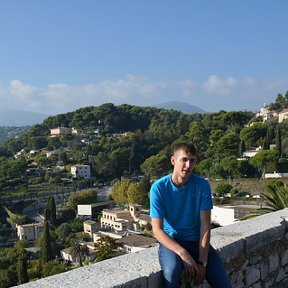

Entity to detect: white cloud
[9,80,37,96]
[0,74,287,114]
[1,80,39,108]
[203,75,237,95]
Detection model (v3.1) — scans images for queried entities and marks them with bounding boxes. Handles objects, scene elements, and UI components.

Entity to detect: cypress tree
[267,126,274,146]
[276,126,282,157]
[45,196,57,227]
[17,257,29,284]
[40,221,53,263]
[50,196,57,226]
[239,140,245,157]
[263,138,269,150]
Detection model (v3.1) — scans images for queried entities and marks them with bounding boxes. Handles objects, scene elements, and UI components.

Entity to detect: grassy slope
[210,178,288,196]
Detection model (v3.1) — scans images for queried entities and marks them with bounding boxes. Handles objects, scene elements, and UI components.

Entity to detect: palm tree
[71,242,89,267]
[94,236,117,262]
[242,181,288,219]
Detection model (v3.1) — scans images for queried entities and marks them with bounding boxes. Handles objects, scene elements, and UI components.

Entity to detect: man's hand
[194,264,206,285]
[178,248,199,282]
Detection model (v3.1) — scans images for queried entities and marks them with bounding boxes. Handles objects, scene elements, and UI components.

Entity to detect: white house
[242,146,262,158]
[279,109,288,123]
[83,220,100,238]
[100,204,150,232]
[17,223,44,241]
[71,164,91,179]
[115,234,157,254]
[256,105,278,122]
[101,208,134,232]
[60,245,96,264]
[77,201,114,219]
[50,127,72,137]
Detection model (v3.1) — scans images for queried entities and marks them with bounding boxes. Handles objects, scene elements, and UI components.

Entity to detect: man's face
[171,149,196,179]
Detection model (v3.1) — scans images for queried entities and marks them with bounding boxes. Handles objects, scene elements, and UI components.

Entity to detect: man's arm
[194,210,211,284]
[151,217,199,279]
[199,210,211,263]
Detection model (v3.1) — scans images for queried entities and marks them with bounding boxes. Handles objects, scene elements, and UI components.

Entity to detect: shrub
[215,183,233,196]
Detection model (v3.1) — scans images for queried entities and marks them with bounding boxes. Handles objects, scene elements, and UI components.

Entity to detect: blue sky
[0,0,287,115]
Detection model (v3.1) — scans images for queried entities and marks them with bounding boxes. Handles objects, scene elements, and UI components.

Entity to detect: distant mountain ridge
[0,102,204,126]
[154,101,205,114]
[0,109,49,126]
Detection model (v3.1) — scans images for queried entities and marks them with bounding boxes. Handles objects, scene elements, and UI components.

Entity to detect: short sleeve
[200,179,213,211]
[149,182,165,218]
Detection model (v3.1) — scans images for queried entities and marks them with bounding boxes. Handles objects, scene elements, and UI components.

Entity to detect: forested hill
[41,103,205,134]
[1,96,288,184]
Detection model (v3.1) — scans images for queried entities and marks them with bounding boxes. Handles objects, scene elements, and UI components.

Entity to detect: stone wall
[16,209,288,288]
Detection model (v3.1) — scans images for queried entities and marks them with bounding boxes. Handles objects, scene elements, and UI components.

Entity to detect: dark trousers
[158,240,232,288]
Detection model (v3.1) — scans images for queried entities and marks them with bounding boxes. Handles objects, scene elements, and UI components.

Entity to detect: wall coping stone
[15,209,288,288]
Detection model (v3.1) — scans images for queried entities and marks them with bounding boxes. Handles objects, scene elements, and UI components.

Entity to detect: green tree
[95,236,117,262]
[47,137,62,151]
[127,182,147,205]
[42,260,67,277]
[56,223,72,240]
[140,148,171,178]
[185,122,209,159]
[239,123,266,148]
[242,181,288,219]
[17,257,29,285]
[68,189,97,209]
[40,221,53,264]
[215,183,233,197]
[111,180,130,205]
[250,150,278,178]
[57,208,76,223]
[239,140,246,156]
[214,132,240,158]
[71,242,89,267]
[195,159,213,178]
[276,125,282,156]
[0,268,15,288]
[4,207,30,226]
[28,136,47,150]
[45,196,57,227]
[220,157,239,179]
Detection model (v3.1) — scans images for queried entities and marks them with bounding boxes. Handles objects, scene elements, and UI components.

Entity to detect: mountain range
[0,102,205,126]
[0,109,49,126]
[154,101,205,114]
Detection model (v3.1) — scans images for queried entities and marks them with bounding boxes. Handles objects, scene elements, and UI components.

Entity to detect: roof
[137,214,150,221]
[84,220,97,225]
[18,223,44,228]
[61,246,95,256]
[117,214,134,221]
[24,247,41,253]
[115,234,157,248]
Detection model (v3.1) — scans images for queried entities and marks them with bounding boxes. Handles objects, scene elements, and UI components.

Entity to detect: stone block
[230,270,244,285]
[276,268,287,283]
[250,255,261,265]
[260,261,269,280]
[251,282,262,288]
[245,266,260,287]
[281,249,288,266]
[269,253,279,273]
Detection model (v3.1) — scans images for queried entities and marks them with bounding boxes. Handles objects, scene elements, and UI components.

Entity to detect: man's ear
[171,155,175,166]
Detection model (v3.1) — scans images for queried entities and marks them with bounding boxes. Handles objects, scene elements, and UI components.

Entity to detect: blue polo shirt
[150,173,213,241]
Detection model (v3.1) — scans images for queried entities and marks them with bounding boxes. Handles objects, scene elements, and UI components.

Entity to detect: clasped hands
[179,249,206,285]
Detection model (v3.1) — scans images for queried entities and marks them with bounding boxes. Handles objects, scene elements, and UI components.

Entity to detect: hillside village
[0,96,288,286]
[15,202,157,266]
